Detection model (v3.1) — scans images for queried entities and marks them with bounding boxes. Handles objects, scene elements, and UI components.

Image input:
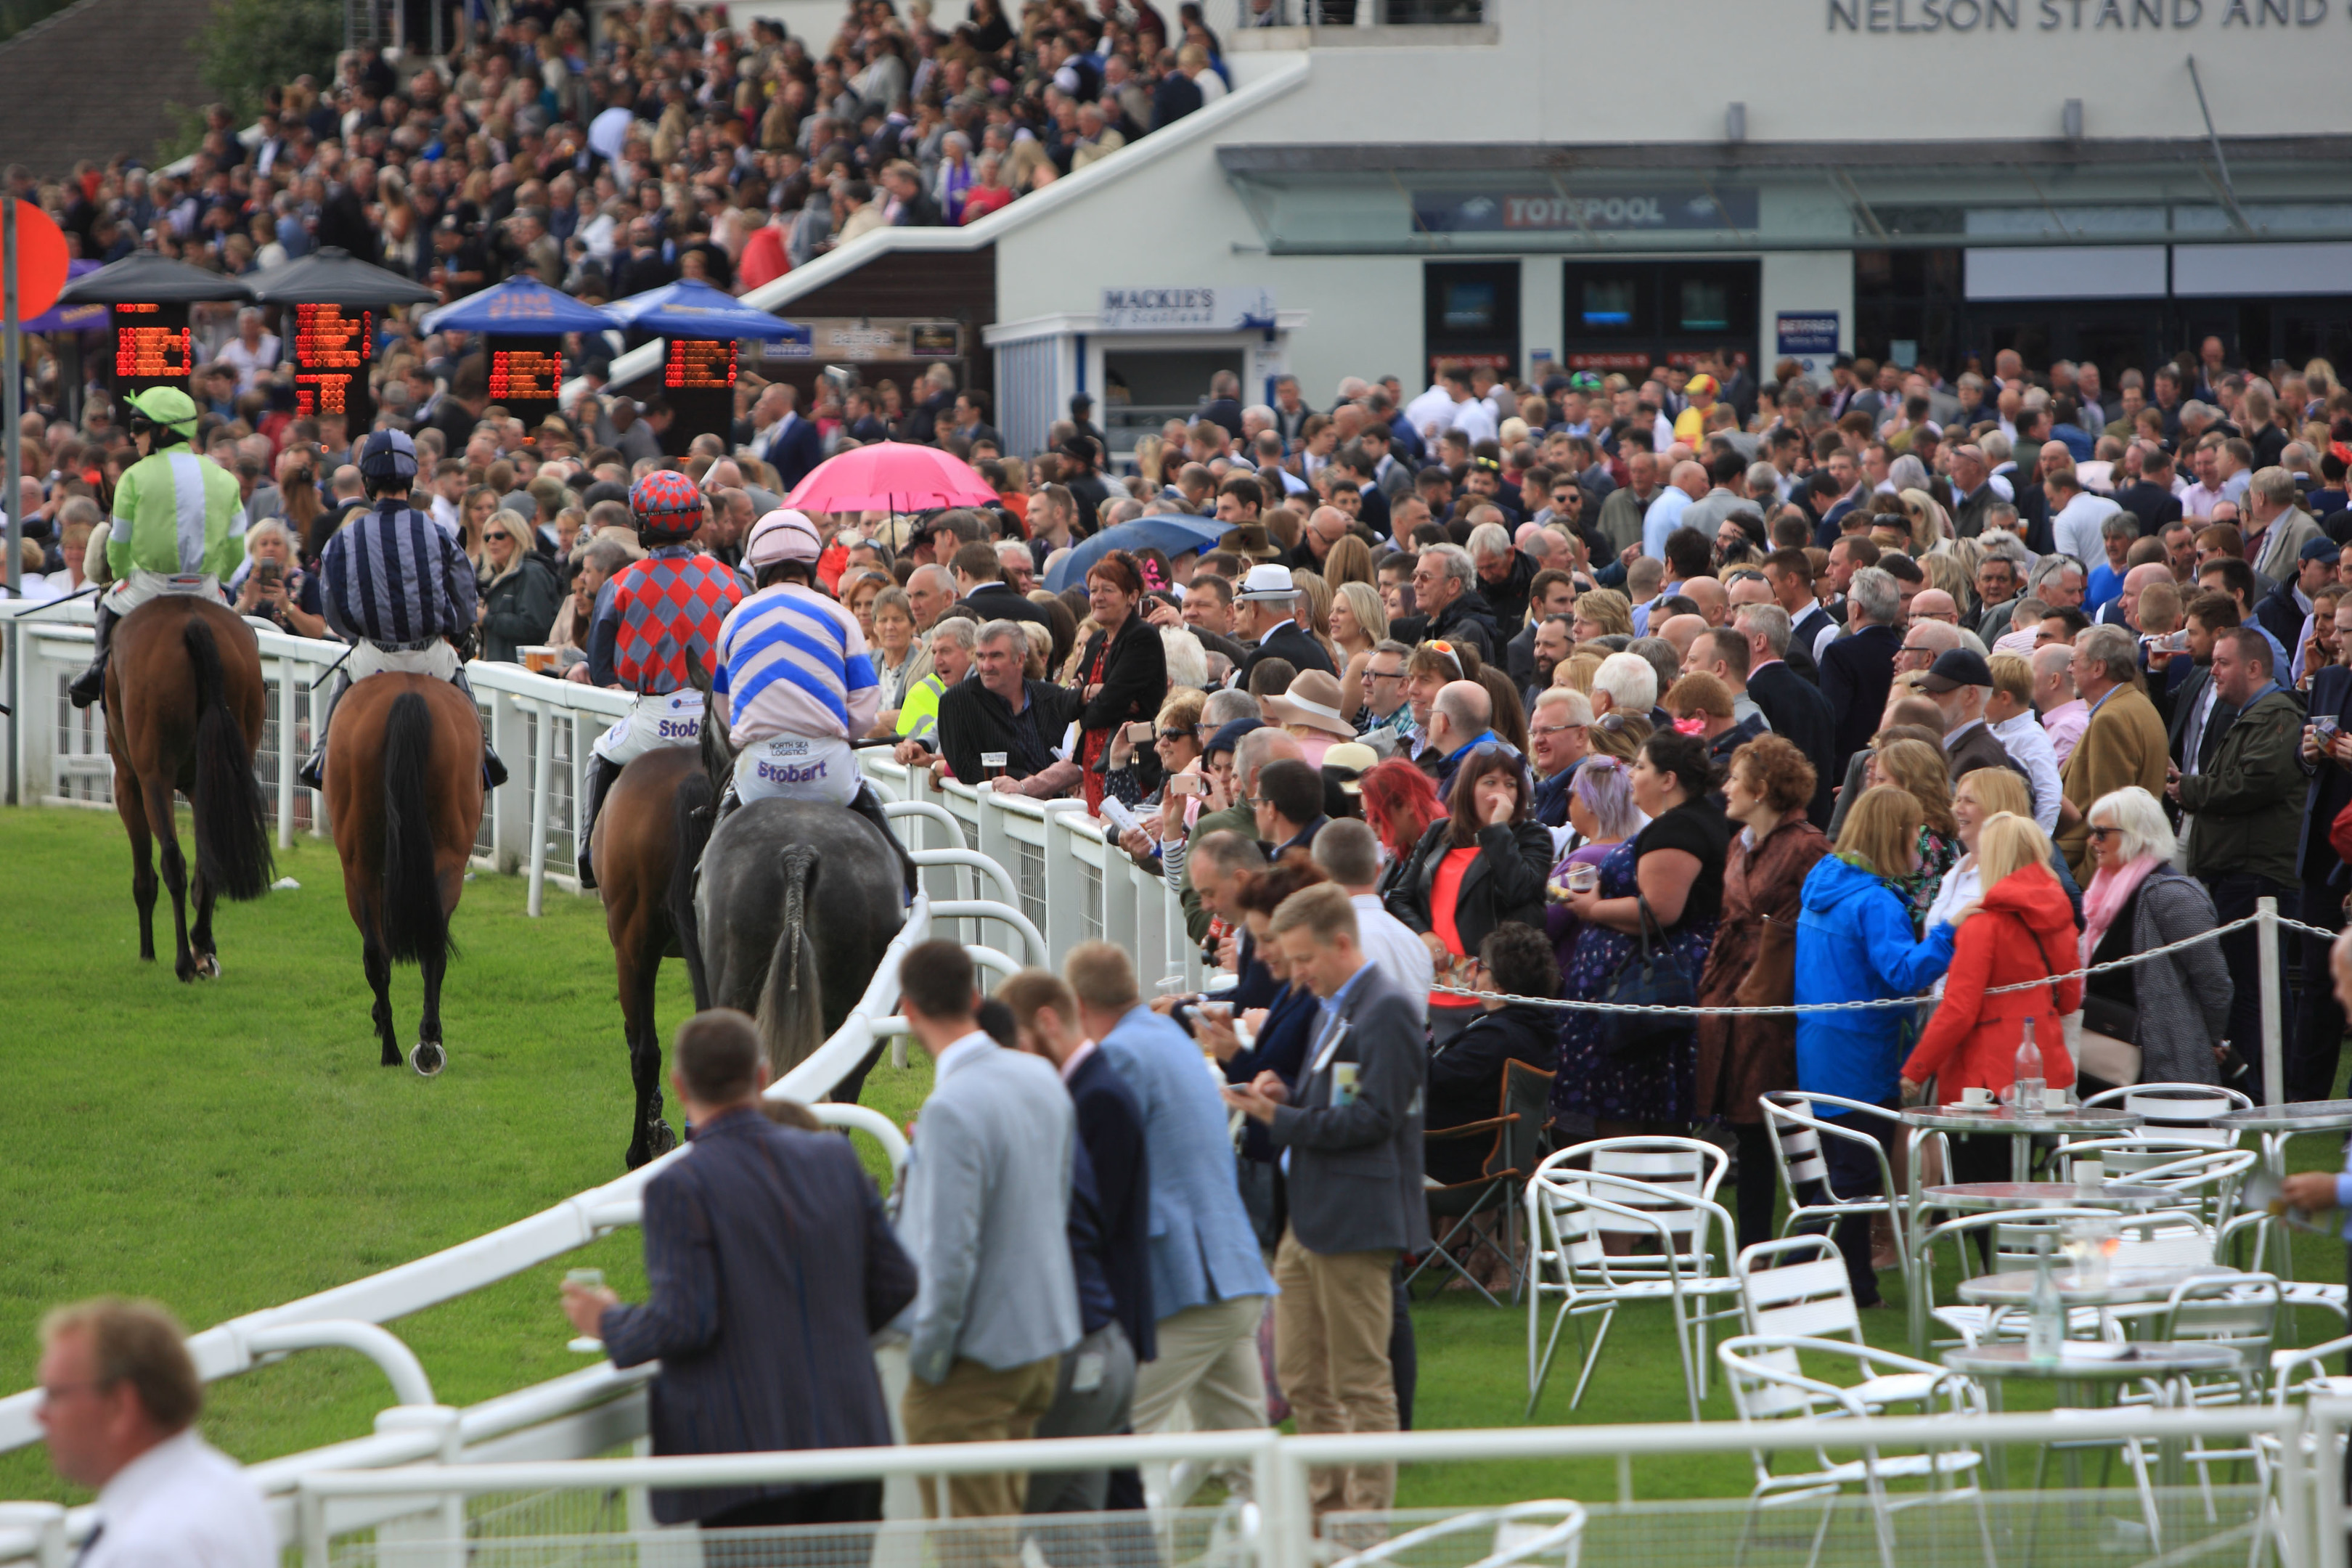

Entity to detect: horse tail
[184,618,274,900]
[756,842,825,1081]
[666,764,715,1008]
[381,690,454,966]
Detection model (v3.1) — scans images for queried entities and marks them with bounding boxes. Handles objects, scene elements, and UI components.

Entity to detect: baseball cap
[2300,535,2337,563]
[1205,717,1264,760]
[1920,648,1993,693]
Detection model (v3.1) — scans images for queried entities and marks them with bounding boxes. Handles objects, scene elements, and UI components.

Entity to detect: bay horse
[102,595,274,980]
[325,674,484,1075]
[591,743,711,1167]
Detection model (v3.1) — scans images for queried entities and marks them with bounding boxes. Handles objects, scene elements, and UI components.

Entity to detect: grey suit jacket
[1268,962,1432,1257]
[894,1036,1081,1383]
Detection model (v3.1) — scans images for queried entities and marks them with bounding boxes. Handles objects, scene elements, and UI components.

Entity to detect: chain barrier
[1422,910,2300,1016]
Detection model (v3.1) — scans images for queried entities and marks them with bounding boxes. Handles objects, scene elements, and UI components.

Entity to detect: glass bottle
[2014,1015,2045,1111]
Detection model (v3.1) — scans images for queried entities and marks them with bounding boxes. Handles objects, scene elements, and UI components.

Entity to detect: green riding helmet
[126,385,201,438]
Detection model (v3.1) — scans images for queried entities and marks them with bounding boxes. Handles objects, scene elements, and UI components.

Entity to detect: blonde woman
[1869,735,1961,926]
[1324,533,1376,588]
[1553,649,1604,696]
[1899,487,1953,555]
[1329,578,1387,715]
[1134,433,1168,488]
[1293,569,1342,669]
[1572,588,1634,642]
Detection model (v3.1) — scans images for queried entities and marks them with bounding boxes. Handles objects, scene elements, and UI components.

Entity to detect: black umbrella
[56,250,254,305]
[245,246,438,306]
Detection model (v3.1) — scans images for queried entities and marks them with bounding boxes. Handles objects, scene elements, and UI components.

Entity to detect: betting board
[290,303,375,428]
[110,302,192,400]
[660,337,736,457]
[485,335,563,429]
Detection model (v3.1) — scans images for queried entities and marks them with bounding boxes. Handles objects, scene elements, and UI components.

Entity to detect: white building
[619,0,2352,457]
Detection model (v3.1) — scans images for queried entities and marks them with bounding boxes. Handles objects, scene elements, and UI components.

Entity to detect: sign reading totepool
[1413,189,1759,234]
[1098,287,1277,331]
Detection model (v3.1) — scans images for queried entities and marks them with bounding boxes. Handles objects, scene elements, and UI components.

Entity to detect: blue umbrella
[605,278,805,340]
[1044,515,1226,593]
[418,276,619,335]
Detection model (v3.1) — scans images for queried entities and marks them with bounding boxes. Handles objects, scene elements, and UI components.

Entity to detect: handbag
[2025,926,2130,1083]
[1599,895,1697,1061]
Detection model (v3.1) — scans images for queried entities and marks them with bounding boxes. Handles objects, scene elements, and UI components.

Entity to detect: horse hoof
[381,1048,402,1068]
[410,1041,446,1077]
[650,1119,679,1158]
[193,954,220,981]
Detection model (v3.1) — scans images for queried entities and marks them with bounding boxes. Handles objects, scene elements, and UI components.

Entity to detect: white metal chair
[1735,1236,1942,1413]
[1760,1091,1914,1274]
[1716,1333,1994,1568]
[2250,1331,2352,1567]
[2079,1083,2252,1147]
[1906,1206,2210,1352]
[2106,1147,2256,1229]
[1326,1500,1587,1568]
[1524,1139,1740,1421]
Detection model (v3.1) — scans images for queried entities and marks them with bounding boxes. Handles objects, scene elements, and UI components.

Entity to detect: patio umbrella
[418,275,619,335]
[784,441,996,515]
[1044,515,1227,593]
[56,250,253,305]
[21,260,103,332]
[605,277,803,340]
[245,246,438,306]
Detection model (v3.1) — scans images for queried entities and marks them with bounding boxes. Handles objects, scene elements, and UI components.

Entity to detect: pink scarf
[2080,854,2159,964]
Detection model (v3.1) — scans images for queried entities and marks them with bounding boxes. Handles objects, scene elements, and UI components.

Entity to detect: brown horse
[102,595,274,980]
[591,744,710,1167]
[325,674,484,1074]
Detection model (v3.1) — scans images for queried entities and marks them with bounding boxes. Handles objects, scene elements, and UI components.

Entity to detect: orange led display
[291,303,375,425]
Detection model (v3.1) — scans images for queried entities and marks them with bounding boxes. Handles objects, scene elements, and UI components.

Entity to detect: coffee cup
[1961,1086,1993,1107]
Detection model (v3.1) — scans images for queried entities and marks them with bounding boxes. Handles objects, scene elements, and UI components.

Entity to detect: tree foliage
[197,0,342,122]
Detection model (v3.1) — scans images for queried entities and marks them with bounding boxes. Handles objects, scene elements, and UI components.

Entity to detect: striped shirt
[319,499,477,645]
[712,581,880,746]
[106,449,245,581]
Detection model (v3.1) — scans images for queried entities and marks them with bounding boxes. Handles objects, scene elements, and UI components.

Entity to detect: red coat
[1903,861,2082,1098]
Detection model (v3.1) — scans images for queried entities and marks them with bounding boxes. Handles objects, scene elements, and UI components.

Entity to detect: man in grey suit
[894,940,1082,1527]
[1224,884,1429,1522]
[1066,942,1277,1471]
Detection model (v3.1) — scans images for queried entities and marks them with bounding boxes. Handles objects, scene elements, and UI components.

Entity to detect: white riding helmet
[746,509,822,568]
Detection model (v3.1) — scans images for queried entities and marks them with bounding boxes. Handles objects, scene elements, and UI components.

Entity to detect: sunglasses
[2086,825,2120,840]
[483,531,511,542]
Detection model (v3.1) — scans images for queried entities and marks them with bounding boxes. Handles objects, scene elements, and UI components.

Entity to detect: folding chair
[1408,1063,1553,1307]
[1526,1139,1740,1421]
[1327,1500,1587,1568]
[1717,1333,1994,1568]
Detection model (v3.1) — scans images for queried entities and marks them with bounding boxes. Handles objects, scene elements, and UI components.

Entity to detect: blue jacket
[599,1108,917,1524]
[1792,855,1958,1107]
[1096,1005,1277,1319]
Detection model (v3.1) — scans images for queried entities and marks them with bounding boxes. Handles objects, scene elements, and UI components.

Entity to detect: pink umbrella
[783,441,997,515]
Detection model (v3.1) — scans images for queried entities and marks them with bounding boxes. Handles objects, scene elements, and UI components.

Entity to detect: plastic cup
[1566,863,1598,894]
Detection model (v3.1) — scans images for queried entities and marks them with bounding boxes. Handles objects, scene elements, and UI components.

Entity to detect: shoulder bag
[1600,895,1698,1061]
[2027,925,2132,1085]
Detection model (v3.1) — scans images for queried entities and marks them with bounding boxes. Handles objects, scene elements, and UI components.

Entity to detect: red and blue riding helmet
[630,469,706,542]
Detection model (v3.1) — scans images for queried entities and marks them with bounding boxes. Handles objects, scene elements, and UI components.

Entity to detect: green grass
[1,801,2345,1514]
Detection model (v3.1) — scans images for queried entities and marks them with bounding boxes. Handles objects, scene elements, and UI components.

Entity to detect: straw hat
[1264,669,1355,739]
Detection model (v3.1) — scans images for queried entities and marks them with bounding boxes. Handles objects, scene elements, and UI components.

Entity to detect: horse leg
[113,769,158,963]
[620,938,677,1169]
[188,865,221,980]
[147,775,198,982]
[830,1037,890,1106]
[362,928,401,1068]
[411,924,449,1079]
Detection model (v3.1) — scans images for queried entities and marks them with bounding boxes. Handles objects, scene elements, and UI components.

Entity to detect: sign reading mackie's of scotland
[1829,0,2335,30]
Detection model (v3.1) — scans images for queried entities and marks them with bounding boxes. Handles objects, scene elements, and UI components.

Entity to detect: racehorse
[689,674,905,1101]
[102,596,274,980]
[325,675,484,1076]
[590,743,709,1167]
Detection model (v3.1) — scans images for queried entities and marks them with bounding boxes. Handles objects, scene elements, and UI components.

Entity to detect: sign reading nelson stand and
[1827,0,2333,30]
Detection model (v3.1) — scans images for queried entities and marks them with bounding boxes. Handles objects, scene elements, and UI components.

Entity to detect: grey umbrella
[56,250,254,305]
[245,246,438,306]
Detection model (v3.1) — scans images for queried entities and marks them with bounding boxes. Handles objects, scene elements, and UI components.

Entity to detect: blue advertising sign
[1776,312,1841,355]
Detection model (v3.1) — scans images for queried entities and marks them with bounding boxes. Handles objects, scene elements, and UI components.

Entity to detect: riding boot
[448,667,510,788]
[67,603,117,709]
[298,673,348,791]
[847,783,919,900]
[578,756,624,889]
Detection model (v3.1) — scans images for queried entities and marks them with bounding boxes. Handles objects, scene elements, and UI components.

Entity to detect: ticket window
[1101,347,1244,450]
[1423,261,1521,378]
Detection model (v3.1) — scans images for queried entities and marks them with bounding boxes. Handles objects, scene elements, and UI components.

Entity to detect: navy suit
[758,414,825,491]
[1747,658,1838,828]
[2296,665,2352,1099]
[1066,1047,1156,1360]
[600,1108,918,1525]
[1819,621,1902,783]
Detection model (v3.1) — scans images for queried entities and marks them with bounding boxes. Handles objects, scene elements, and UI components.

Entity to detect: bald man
[1643,460,1710,561]
[2107,560,2173,632]
[1908,587,1961,626]
[1657,613,1709,666]
[1681,575,1728,626]
[1421,679,1499,800]
[1293,505,1354,572]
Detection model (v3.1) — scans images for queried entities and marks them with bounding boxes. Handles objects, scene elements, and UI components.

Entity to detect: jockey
[709,509,916,895]
[576,468,744,889]
[68,387,245,708]
[298,430,508,790]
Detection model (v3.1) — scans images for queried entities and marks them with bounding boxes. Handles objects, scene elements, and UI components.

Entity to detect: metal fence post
[525,698,553,918]
[2261,894,2284,1108]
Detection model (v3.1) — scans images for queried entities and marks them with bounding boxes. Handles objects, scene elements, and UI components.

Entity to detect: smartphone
[1125,720,1155,743]
[256,561,282,587]
[1167,773,1199,798]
